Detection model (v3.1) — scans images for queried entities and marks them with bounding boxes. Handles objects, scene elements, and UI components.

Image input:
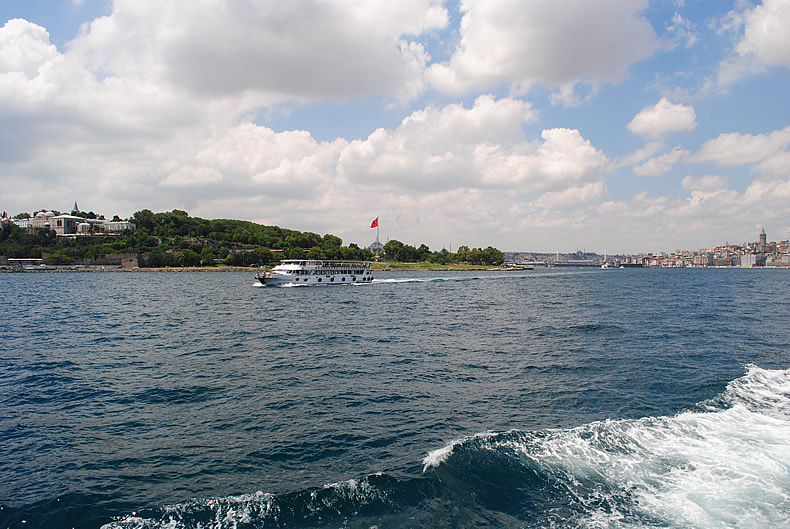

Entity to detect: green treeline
[0,209,504,266]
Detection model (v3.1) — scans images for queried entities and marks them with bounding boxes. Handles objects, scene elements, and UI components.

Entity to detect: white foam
[423,441,457,471]
[422,367,790,528]
[103,492,277,529]
[423,432,498,471]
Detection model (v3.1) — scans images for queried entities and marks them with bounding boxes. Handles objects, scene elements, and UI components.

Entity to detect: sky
[1,0,789,254]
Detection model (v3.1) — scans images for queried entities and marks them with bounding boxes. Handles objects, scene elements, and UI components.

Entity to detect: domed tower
[758,227,767,253]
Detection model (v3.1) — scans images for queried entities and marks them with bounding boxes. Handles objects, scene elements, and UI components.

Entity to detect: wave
[103,365,790,529]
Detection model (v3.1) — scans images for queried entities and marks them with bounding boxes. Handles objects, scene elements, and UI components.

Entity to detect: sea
[0,267,788,529]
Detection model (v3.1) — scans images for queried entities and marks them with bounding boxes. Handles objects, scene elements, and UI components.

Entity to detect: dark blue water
[1,268,788,528]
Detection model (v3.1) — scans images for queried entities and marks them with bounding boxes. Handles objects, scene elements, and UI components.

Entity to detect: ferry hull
[257,273,373,286]
[256,260,373,287]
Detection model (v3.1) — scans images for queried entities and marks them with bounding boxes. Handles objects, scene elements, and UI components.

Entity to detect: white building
[30,211,56,229]
[10,209,136,236]
[106,220,135,233]
[51,215,84,236]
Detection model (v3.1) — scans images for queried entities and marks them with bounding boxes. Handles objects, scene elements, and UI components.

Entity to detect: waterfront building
[693,253,713,267]
[741,254,766,267]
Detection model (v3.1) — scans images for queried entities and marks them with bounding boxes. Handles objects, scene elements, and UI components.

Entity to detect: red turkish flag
[370,217,378,228]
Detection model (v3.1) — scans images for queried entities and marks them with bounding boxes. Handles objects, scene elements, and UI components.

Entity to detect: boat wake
[103,365,790,528]
[373,274,509,284]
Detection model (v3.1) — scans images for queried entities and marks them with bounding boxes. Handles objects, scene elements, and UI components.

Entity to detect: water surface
[0,268,788,528]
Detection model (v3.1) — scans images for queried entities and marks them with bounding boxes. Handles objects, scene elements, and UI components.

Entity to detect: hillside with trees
[1,209,503,267]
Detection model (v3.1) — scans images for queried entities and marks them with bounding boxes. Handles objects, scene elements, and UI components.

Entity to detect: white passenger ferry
[256,260,373,286]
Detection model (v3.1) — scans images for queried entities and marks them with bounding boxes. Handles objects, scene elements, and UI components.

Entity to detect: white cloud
[627,98,696,139]
[0,19,60,78]
[633,146,687,176]
[337,95,542,191]
[717,0,790,85]
[756,151,790,179]
[160,166,223,187]
[426,0,658,94]
[743,177,790,204]
[736,0,790,69]
[557,178,787,253]
[478,128,608,194]
[694,126,790,167]
[664,12,697,49]
[612,141,665,169]
[67,0,447,103]
[529,181,607,208]
[681,174,728,192]
[336,100,607,206]
[549,82,599,108]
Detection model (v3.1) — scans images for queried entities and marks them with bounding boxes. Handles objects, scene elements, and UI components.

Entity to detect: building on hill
[51,215,83,236]
[12,208,136,236]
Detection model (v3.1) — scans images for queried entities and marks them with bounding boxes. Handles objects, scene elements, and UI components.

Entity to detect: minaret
[72,201,80,214]
[758,227,767,253]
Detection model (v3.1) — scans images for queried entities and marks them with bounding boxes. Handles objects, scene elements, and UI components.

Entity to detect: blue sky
[1,0,789,253]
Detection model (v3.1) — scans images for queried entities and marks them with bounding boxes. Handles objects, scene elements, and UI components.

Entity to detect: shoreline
[0,266,254,273]
[1,264,503,273]
[3,264,783,273]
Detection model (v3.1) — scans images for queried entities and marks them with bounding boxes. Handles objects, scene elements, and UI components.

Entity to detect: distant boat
[256,260,373,287]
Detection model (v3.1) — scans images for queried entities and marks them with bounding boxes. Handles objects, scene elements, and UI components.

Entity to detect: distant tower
[758,227,767,253]
[72,201,80,214]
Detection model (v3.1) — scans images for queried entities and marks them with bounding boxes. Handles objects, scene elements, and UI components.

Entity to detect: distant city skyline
[1,1,789,254]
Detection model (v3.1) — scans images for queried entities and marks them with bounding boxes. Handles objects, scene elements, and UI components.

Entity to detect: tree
[47,250,73,265]
[467,248,483,264]
[455,245,470,262]
[224,251,247,266]
[431,249,451,265]
[284,247,306,259]
[178,249,201,267]
[201,246,217,266]
[482,246,504,265]
[321,234,342,259]
[307,246,326,259]
[321,234,342,249]
[383,239,404,261]
[0,223,13,243]
[400,244,419,262]
[252,247,274,264]
[132,209,155,231]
